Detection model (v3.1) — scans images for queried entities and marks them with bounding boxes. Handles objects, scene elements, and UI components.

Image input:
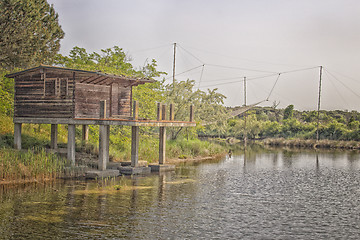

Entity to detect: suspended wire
[199,74,276,88]
[179,44,317,69]
[266,73,281,101]
[206,63,277,74]
[324,68,360,85]
[324,68,360,100]
[198,66,319,88]
[197,64,205,88]
[280,66,320,74]
[164,65,204,80]
[201,73,277,83]
[323,70,349,107]
[131,43,172,53]
[177,44,205,64]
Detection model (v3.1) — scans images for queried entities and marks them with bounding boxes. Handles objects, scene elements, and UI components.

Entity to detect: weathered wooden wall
[74,83,110,118]
[74,83,131,118]
[14,72,74,118]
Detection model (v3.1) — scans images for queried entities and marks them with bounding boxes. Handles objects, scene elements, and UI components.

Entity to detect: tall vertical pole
[316,66,323,141]
[172,43,176,87]
[244,77,247,146]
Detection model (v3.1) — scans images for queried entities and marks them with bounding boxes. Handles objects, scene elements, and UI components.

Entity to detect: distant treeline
[200,104,360,141]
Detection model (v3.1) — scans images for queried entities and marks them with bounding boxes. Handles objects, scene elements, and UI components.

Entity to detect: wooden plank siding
[14,74,75,118]
[74,82,132,118]
[8,66,153,120]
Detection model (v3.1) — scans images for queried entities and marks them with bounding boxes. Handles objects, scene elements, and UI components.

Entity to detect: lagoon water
[1,147,360,239]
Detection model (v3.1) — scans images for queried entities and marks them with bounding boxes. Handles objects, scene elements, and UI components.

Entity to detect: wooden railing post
[190,105,194,122]
[100,100,106,118]
[133,100,139,120]
[169,103,174,121]
[157,102,162,121]
[161,104,167,120]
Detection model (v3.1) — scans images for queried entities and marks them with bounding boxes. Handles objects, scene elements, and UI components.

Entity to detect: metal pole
[244,77,247,146]
[172,43,176,87]
[316,66,323,141]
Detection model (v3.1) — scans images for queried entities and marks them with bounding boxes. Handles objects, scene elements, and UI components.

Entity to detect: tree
[164,80,228,139]
[283,104,294,120]
[0,0,64,69]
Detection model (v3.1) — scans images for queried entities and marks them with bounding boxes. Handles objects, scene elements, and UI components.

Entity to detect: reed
[0,148,69,183]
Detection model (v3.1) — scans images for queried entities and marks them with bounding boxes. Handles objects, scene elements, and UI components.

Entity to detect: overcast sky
[48,0,360,110]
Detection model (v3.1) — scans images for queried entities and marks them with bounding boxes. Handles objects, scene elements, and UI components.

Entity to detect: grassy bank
[0,148,69,184]
[261,138,360,150]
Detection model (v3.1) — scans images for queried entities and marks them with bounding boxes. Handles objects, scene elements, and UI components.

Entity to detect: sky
[48,0,360,110]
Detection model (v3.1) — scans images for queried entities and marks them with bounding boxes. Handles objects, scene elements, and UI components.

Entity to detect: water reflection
[1,146,360,239]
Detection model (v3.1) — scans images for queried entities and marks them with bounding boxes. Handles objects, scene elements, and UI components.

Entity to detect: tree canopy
[0,0,64,69]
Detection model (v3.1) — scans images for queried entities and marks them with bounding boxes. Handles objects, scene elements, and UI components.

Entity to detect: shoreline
[260,138,360,150]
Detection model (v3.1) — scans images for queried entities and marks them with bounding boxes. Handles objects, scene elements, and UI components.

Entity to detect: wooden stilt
[67,124,76,165]
[51,124,58,149]
[14,123,22,150]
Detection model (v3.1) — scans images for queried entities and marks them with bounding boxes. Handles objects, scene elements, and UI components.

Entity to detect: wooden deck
[13,117,196,127]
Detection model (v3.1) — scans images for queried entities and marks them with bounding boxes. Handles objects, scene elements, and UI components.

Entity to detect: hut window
[60,78,68,96]
[45,78,56,96]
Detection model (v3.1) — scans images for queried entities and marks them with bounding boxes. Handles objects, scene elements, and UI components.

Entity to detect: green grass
[0,148,69,182]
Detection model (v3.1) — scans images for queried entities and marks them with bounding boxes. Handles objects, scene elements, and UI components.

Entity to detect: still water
[1,147,360,239]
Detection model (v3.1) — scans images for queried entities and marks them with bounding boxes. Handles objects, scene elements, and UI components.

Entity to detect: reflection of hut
[6,65,195,173]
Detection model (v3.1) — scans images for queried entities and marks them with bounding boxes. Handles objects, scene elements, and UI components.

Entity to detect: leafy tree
[283,104,294,120]
[163,79,228,139]
[0,0,64,69]
[0,70,14,116]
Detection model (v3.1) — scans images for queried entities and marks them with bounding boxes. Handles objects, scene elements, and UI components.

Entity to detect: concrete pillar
[98,125,109,171]
[131,126,139,167]
[159,127,166,164]
[51,124,58,149]
[14,123,22,150]
[67,124,76,165]
[82,125,89,142]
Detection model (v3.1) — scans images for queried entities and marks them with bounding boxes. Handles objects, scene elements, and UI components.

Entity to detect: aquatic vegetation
[0,148,69,183]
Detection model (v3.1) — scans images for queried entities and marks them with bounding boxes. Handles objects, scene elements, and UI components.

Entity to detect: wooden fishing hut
[6,65,196,173]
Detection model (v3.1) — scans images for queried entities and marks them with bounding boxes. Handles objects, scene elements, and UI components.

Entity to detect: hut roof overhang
[5,65,155,86]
